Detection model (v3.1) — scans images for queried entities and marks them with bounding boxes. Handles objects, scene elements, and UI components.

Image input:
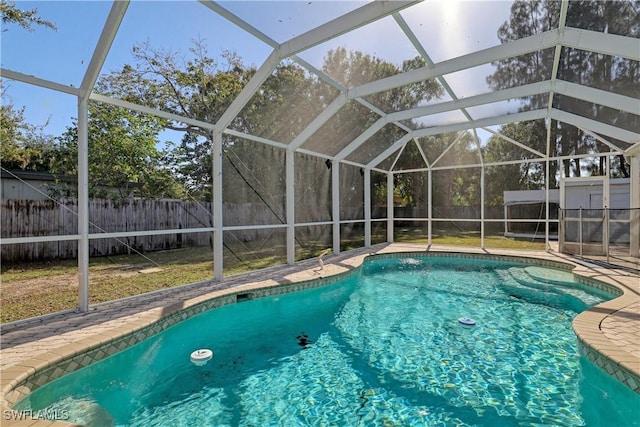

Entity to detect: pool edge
[1,247,638,425]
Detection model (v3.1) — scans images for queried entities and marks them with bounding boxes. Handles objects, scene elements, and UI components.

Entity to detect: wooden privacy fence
[1,199,512,263]
[1,197,365,262]
[1,198,217,263]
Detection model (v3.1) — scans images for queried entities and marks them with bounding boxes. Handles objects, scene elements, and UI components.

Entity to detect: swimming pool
[14,256,640,426]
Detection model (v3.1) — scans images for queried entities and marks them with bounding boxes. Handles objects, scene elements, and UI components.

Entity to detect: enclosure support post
[427,169,432,246]
[480,166,485,249]
[604,154,611,210]
[332,160,340,255]
[558,209,564,253]
[545,159,551,252]
[604,154,611,260]
[544,118,552,252]
[559,179,566,253]
[630,156,640,257]
[387,172,394,243]
[364,168,371,247]
[77,98,90,312]
[74,1,128,311]
[504,205,508,236]
[604,208,610,263]
[286,149,295,264]
[213,132,224,281]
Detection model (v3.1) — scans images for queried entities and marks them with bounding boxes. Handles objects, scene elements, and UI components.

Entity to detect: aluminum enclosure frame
[1,0,638,312]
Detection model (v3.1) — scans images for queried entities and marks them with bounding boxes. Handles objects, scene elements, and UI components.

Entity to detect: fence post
[579,207,583,257]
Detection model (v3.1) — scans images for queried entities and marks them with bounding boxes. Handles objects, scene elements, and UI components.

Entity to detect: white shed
[503,189,560,239]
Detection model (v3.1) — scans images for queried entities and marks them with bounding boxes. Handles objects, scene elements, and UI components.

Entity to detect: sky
[1,0,516,147]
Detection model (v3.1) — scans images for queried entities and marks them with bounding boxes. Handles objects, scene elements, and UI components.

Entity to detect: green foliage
[112,41,445,207]
[419,132,482,208]
[53,99,182,199]
[483,121,548,206]
[488,0,638,178]
[0,97,57,172]
[0,0,56,32]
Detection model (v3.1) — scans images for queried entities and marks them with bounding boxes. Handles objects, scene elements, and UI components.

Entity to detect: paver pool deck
[1,243,639,426]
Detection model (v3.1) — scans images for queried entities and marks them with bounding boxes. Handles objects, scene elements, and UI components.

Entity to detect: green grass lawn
[0,246,284,323]
[1,233,544,323]
[394,229,547,250]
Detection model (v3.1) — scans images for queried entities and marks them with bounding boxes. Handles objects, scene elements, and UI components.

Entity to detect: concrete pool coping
[1,243,639,426]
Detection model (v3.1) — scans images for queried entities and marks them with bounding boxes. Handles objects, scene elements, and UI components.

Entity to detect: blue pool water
[16,256,640,426]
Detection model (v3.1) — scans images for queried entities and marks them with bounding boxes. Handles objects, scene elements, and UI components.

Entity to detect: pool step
[524,266,575,286]
[508,267,603,306]
[496,270,588,312]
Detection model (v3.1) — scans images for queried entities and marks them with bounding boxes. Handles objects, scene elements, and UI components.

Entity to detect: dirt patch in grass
[3,273,78,298]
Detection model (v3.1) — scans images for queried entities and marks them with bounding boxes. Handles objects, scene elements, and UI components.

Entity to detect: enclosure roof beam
[201,1,352,108]
[223,129,289,150]
[214,1,416,132]
[202,0,350,101]
[366,110,547,168]
[199,1,279,48]
[90,93,217,131]
[625,142,640,158]
[393,150,625,174]
[349,26,638,103]
[79,1,129,100]
[389,142,407,171]
[413,109,548,137]
[561,27,640,61]
[388,81,553,122]
[414,138,431,169]
[544,0,568,143]
[367,133,414,169]
[1,68,81,96]
[289,94,349,150]
[579,128,626,153]
[350,29,562,99]
[292,56,347,92]
[334,118,388,161]
[431,132,467,168]
[554,80,640,115]
[550,109,640,144]
[277,1,419,58]
[393,13,477,125]
[335,81,552,163]
[213,51,281,132]
[202,1,417,60]
[481,127,546,159]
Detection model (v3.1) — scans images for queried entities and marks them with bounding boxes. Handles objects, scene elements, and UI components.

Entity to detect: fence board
[1,198,292,262]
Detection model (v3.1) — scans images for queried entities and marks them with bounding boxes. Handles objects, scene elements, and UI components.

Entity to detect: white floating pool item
[190,349,213,366]
[458,317,476,326]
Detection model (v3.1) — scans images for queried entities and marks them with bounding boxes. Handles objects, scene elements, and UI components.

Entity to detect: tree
[417,131,481,209]
[487,0,638,178]
[116,40,257,200]
[113,41,444,209]
[53,74,183,199]
[309,48,444,215]
[0,93,57,172]
[0,0,56,32]
[1,1,57,171]
[484,121,548,206]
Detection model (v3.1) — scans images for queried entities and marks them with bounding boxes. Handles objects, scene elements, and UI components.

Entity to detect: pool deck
[1,243,639,426]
